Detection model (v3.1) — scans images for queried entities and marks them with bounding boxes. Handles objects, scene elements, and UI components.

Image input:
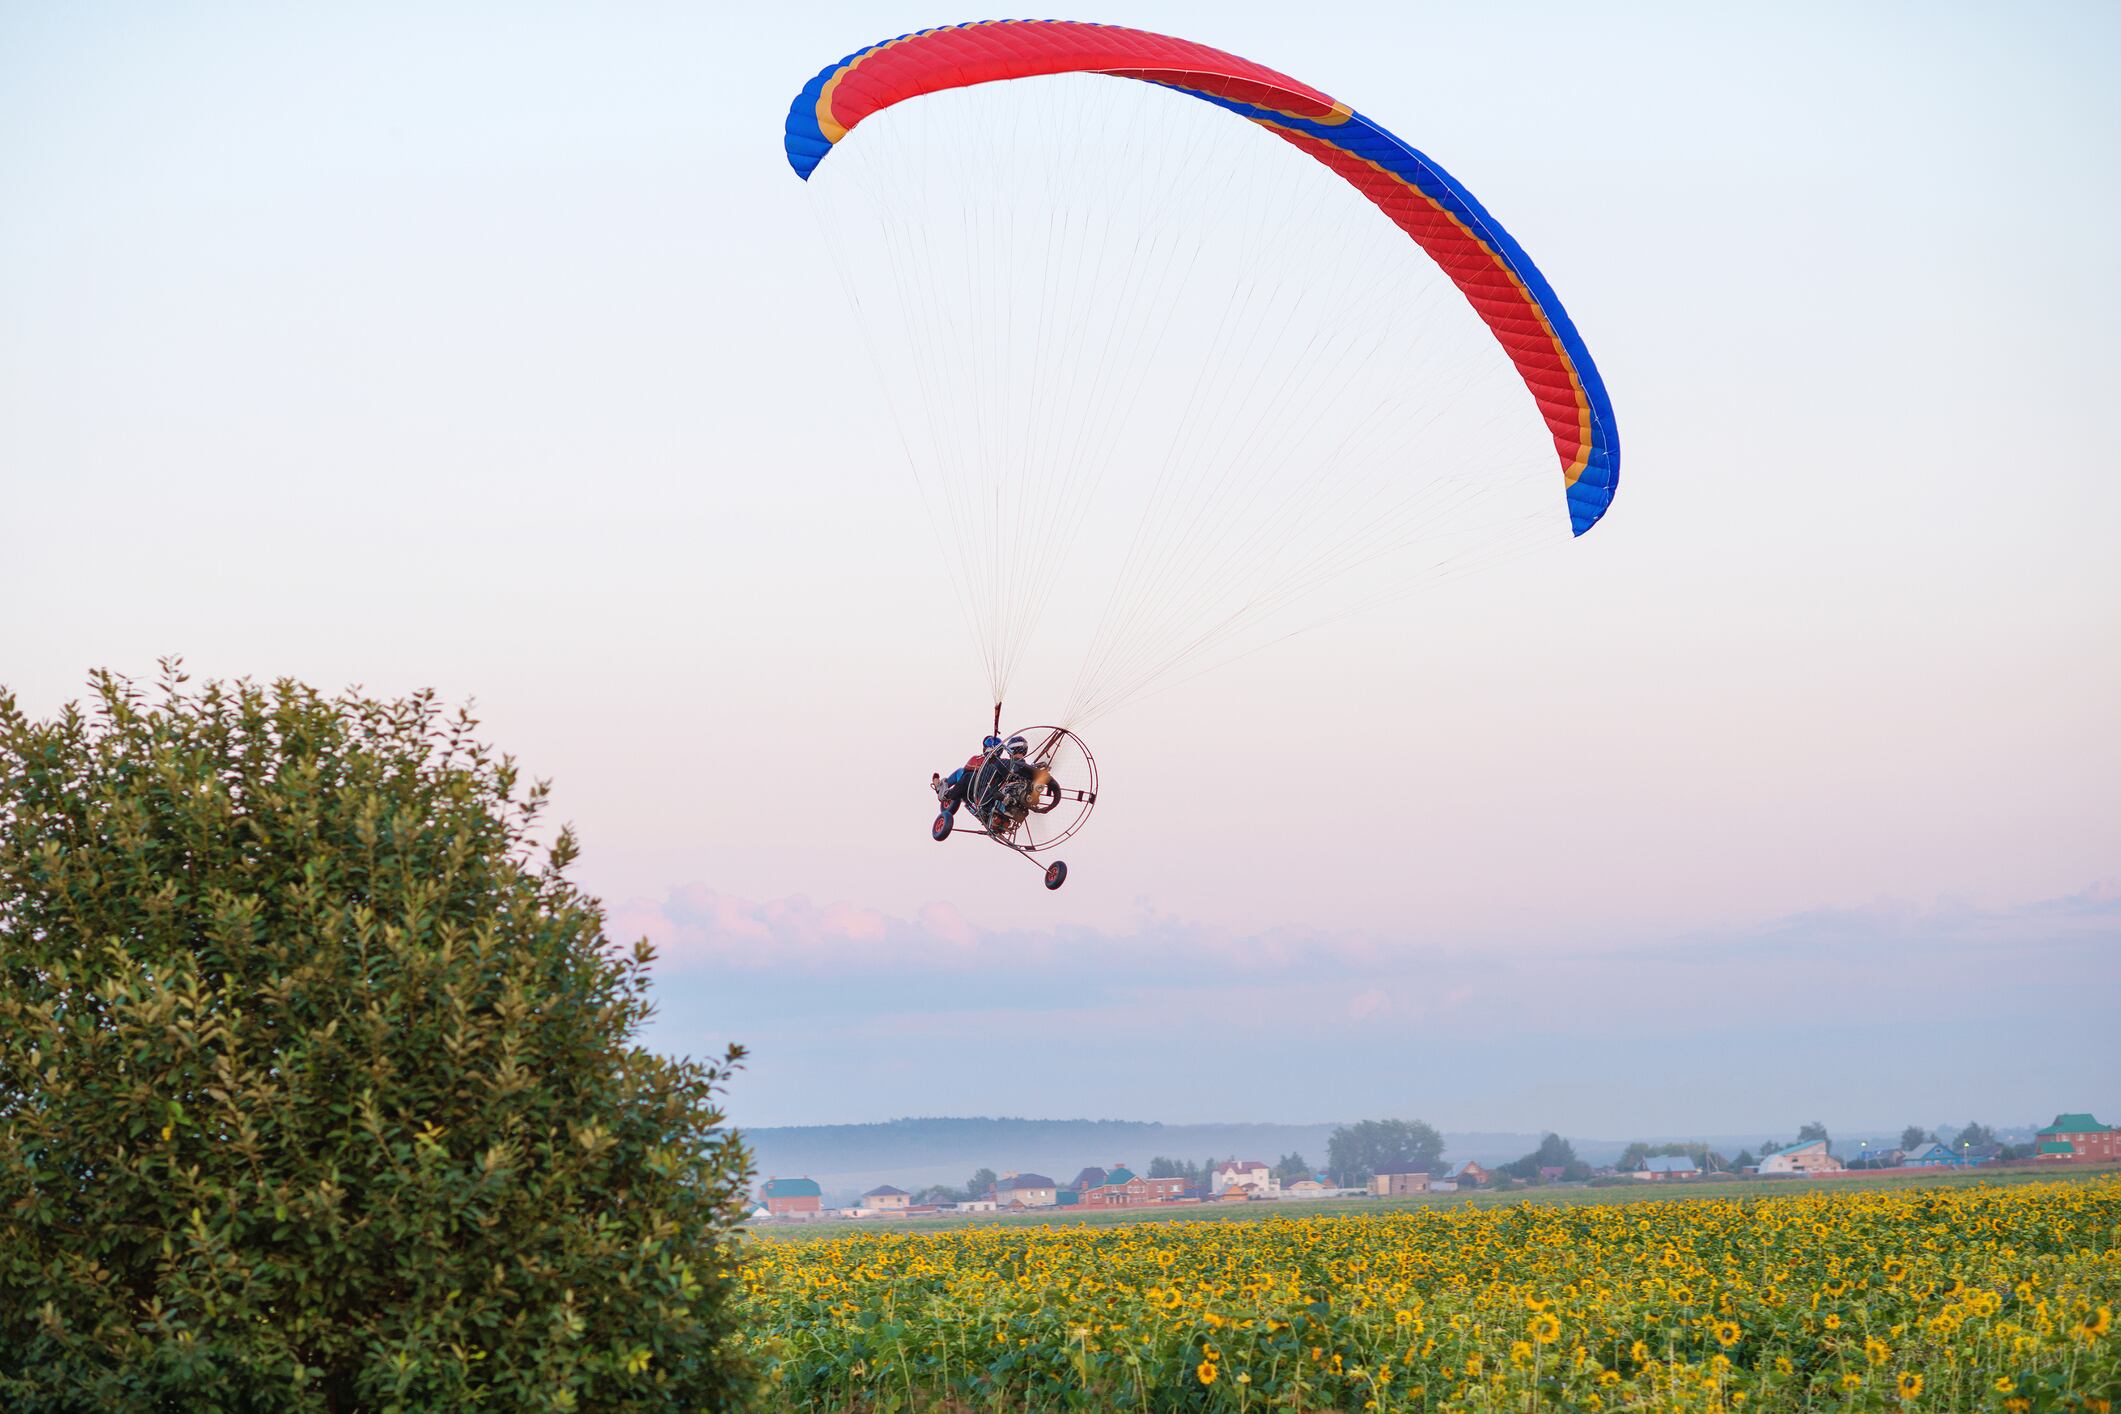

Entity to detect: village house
[1902,1142,1961,1168]
[2036,1114,2119,1161]
[1283,1178,1328,1196]
[1757,1140,1843,1175]
[992,1172,1059,1207]
[1369,1168,1430,1197]
[1538,1166,1567,1184]
[860,1184,912,1213]
[1212,1160,1280,1197]
[761,1177,823,1217]
[1079,1165,1190,1208]
[1450,1160,1489,1187]
[1634,1155,1699,1180]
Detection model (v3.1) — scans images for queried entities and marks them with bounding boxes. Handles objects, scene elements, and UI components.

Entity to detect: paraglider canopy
[786,18,1618,536]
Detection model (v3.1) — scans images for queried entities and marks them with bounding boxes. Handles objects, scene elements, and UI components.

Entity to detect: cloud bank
[620,882,2120,1135]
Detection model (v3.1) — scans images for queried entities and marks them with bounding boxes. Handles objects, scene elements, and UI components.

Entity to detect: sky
[3,2,2116,1135]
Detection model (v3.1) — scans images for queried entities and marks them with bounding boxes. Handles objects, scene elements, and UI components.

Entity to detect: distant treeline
[745,1117,1344,1185]
[742,1115,2050,1201]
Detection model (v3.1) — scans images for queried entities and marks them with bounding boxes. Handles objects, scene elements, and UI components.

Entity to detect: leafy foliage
[1502,1132,1591,1182]
[1326,1119,1443,1185]
[1956,1121,1998,1150]
[0,668,752,1412]
[1901,1124,1934,1150]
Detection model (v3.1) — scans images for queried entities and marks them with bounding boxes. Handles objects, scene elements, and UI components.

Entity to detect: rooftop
[995,1172,1056,1190]
[2041,1113,2109,1134]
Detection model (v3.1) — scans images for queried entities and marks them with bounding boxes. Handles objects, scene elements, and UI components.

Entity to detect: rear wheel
[1043,860,1068,890]
[932,812,953,842]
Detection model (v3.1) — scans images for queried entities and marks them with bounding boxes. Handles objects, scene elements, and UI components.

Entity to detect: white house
[1212,1160,1280,1197]
[1758,1140,1843,1175]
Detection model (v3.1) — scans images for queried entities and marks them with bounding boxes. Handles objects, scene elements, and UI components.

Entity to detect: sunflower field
[741,1178,2119,1411]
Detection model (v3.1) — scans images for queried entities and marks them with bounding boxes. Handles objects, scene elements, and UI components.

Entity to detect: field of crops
[741,1177,2119,1411]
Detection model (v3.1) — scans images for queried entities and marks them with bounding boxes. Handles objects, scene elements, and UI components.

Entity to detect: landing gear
[931,812,953,842]
[1043,861,1068,891]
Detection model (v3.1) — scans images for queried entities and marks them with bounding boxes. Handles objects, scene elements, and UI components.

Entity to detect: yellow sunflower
[1897,1371,1923,1399]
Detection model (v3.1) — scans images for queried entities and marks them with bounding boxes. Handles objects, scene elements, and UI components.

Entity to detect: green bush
[0,667,753,1412]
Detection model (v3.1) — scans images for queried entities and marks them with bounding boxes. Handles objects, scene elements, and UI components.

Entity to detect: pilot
[975,735,1035,828]
[932,735,1002,818]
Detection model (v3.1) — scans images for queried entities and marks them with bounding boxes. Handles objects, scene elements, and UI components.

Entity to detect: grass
[750,1160,2120,1241]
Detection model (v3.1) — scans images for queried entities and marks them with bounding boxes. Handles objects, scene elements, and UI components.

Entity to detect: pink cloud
[609,884,998,970]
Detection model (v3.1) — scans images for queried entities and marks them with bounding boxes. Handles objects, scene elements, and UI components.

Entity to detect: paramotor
[785,20,1620,888]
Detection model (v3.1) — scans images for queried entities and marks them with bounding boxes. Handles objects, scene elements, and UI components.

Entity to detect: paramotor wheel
[1043,860,1068,890]
[931,812,953,842]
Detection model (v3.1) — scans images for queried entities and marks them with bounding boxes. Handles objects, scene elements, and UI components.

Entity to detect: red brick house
[1079,1165,1189,1207]
[761,1177,823,1216]
[2035,1114,2119,1161]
